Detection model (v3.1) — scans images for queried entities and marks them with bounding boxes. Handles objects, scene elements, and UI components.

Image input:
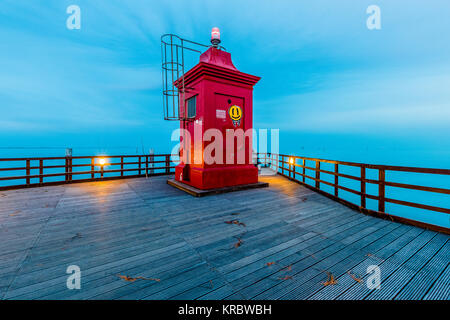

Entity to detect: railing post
[64,157,69,182]
[65,157,68,182]
[277,154,280,173]
[361,166,366,208]
[165,155,170,174]
[281,155,285,175]
[138,156,142,175]
[293,159,296,179]
[69,158,72,181]
[39,159,43,185]
[91,158,95,179]
[65,148,72,182]
[334,164,338,197]
[149,150,154,175]
[120,156,124,177]
[26,159,30,186]
[302,159,306,183]
[288,157,292,178]
[315,161,320,189]
[145,155,149,177]
[65,157,72,182]
[378,169,385,212]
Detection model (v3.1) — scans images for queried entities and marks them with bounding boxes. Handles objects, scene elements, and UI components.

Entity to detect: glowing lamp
[211,27,220,40]
[289,157,294,165]
[211,27,221,47]
[99,158,106,166]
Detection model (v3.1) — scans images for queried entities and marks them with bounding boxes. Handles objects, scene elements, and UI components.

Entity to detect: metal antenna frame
[161,34,226,121]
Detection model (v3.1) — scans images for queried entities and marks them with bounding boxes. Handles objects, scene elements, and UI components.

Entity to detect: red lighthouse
[166,29,267,194]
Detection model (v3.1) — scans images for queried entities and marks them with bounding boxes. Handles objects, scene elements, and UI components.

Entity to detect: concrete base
[167,179,269,197]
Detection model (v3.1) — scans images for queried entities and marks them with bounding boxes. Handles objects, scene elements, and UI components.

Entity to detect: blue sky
[0,0,449,166]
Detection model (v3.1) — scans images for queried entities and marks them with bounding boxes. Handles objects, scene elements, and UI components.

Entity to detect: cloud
[0,13,161,132]
[255,64,450,134]
[0,0,450,143]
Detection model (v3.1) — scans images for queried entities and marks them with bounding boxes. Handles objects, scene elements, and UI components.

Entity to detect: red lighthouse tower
[166,29,267,195]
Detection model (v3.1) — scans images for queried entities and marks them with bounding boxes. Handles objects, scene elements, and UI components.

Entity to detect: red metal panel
[174,47,260,190]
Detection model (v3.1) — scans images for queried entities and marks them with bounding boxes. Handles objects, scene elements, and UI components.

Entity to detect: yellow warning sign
[228,105,242,126]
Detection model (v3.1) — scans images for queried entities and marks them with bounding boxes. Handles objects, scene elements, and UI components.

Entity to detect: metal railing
[257,153,450,233]
[0,154,177,190]
[1,151,448,233]
[161,33,226,121]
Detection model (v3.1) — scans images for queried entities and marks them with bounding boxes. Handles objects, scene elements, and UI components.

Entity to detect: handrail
[256,152,450,234]
[0,154,178,190]
[1,151,449,233]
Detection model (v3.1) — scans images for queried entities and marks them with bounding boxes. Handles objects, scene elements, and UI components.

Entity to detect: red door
[214,93,248,166]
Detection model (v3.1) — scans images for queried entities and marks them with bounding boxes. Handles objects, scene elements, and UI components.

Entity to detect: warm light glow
[211,27,220,40]
[99,158,106,166]
[289,157,294,165]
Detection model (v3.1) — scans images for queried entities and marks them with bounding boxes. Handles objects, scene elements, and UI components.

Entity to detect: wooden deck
[0,171,448,300]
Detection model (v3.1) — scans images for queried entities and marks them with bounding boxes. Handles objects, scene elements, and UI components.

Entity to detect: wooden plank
[229,218,388,300]
[394,240,449,300]
[365,234,448,300]
[249,219,400,300]
[199,216,381,300]
[167,218,378,300]
[278,222,404,300]
[5,229,191,298]
[307,224,412,300]
[334,229,435,300]
[20,243,198,300]
[423,264,450,300]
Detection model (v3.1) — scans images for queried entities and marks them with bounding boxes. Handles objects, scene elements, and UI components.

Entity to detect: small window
[186,96,196,118]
